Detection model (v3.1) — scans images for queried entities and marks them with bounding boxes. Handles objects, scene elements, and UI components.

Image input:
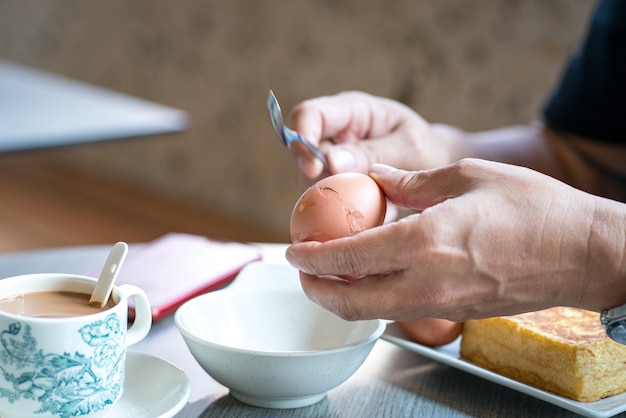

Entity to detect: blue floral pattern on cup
[0,313,124,418]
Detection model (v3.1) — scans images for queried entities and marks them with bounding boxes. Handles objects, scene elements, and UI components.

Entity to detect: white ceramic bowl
[175,262,386,409]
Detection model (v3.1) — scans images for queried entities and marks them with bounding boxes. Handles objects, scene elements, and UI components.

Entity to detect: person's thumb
[325,144,369,173]
[327,132,410,174]
[369,163,463,211]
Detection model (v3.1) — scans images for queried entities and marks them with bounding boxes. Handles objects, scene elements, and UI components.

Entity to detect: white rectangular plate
[382,327,626,418]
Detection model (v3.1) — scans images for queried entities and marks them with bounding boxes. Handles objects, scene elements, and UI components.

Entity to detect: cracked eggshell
[290,173,387,243]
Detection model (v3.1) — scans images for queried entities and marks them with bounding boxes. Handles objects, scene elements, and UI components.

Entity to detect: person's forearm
[465,123,560,176]
[431,122,561,177]
[432,121,625,201]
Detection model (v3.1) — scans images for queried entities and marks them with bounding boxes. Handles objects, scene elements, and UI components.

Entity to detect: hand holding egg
[289,171,463,346]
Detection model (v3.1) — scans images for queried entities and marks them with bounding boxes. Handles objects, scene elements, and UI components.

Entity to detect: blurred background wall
[0,0,594,243]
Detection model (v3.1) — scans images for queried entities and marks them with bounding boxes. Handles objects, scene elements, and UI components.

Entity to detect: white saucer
[108,350,191,418]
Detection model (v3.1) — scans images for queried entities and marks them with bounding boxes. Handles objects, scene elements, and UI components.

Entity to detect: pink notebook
[89,233,262,321]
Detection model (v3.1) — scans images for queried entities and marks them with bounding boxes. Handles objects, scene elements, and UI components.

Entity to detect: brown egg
[397,319,464,347]
[290,173,386,243]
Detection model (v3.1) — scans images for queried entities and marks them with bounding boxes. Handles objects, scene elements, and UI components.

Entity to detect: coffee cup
[0,273,152,418]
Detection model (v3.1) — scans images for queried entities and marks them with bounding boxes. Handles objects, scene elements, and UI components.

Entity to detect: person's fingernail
[297,155,321,178]
[296,156,306,172]
[370,163,397,178]
[328,147,356,171]
[284,247,302,270]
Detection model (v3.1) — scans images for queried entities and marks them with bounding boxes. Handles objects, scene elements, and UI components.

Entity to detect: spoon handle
[89,242,129,307]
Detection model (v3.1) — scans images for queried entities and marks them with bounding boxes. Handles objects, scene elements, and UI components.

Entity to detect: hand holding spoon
[89,241,129,307]
[267,90,329,170]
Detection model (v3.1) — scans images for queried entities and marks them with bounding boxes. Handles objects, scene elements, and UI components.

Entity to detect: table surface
[0,243,616,418]
[0,59,188,153]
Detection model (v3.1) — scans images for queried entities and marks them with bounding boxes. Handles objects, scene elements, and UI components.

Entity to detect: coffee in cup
[0,290,117,317]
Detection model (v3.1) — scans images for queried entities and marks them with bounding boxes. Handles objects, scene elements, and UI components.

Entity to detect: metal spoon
[267,90,329,170]
[89,241,129,307]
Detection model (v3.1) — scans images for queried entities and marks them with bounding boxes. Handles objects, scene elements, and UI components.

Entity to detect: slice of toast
[460,307,626,402]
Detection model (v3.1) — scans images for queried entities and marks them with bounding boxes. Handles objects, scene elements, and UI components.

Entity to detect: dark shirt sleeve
[543,0,626,144]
